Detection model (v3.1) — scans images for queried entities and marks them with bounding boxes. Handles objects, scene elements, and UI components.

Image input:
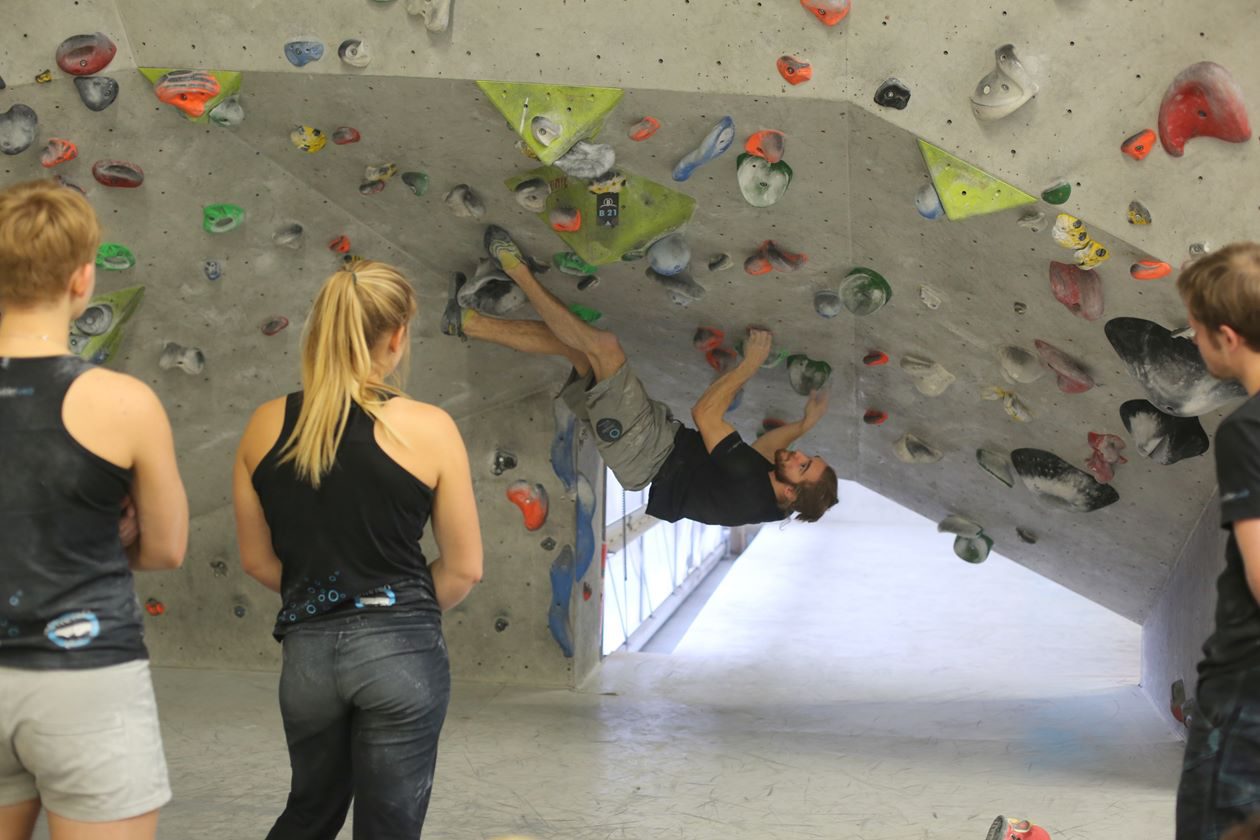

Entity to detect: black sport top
[0,355,147,670]
[646,427,785,526]
[252,392,440,639]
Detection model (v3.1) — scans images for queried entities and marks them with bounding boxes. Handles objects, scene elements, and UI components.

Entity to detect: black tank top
[252,392,440,639]
[0,355,146,669]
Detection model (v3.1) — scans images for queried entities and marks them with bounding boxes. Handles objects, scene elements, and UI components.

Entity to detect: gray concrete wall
[1140,495,1226,735]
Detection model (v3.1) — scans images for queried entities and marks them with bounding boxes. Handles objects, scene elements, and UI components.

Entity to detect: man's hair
[1177,242,1260,350]
[785,465,839,523]
[0,179,101,307]
[1222,813,1260,840]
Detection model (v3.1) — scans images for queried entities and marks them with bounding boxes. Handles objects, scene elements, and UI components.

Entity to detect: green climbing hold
[1041,180,1071,205]
[568,303,602,323]
[786,354,832,395]
[839,267,893,316]
[95,243,135,271]
[69,285,144,365]
[477,80,624,165]
[202,203,244,234]
[401,171,429,196]
[735,337,788,368]
[954,532,993,564]
[554,252,600,276]
[917,139,1037,221]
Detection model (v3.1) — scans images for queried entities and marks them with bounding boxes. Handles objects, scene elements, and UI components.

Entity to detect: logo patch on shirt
[1223,489,1252,503]
[595,418,623,442]
[44,611,101,649]
[355,585,397,609]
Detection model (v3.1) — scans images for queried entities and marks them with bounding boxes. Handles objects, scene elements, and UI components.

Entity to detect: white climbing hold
[970,44,1038,121]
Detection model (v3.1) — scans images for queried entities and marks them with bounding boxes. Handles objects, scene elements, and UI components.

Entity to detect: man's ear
[68,262,94,299]
[1220,324,1247,353]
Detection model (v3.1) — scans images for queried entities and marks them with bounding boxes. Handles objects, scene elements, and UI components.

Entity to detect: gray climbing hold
[970,44,1038,121]
[954,533,993,564]
[459,259,527,316]
[814,289,843,318]
[737,154,792,207]
[203,260,223,282]
[938,515,982,537]
[338,39,371,68]
[541,537,557,551]
[530,115,562,147]
[273,223,304,249]
[208,94,244,127]
[1189,241,1212,259]
[918,285,943,310]
[0,105,38,156]
[74,76,119,112]
[406,0,452,32]
[1016,527,1038,544]
[554,140,615,179]
[646,266,705,306]
[159,342,206,375]
[445,184,485,219]
[647,233,690,277]
[900,355,955,397]
[515,177,551,212]
[893,433,942,465]
[976,449,1014,487]
[1017,211,1047,232]
[708,253,733,272]
[998,345,1044,384]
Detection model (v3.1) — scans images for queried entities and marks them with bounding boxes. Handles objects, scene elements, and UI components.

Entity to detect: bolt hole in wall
[602,467,729,655]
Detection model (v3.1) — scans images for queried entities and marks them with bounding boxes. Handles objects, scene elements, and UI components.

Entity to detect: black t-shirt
[1198,393,1260,689]
[646,427,785,526]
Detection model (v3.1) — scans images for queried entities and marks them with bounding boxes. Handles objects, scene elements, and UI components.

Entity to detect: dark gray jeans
[266,610,450,840]
[1177,671,1260,840]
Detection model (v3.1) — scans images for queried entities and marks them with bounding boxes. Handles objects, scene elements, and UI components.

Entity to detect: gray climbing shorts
[559,364,681,491]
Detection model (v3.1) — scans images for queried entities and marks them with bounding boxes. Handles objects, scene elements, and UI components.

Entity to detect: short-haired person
[0,180,189,840]
[234,259,483,838]
[442,225,838,526]
[1176,242,1260,840]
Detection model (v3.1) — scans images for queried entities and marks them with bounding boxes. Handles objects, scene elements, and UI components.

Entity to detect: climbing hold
[39,138,77,169]
[74,76,119,112]
[737,154,793,207]
[1127,200,1152,225]
[541,537,556,551]
[328,235,351,254]
[405,0,452,32]
[1085,432,1127,484]
[708,253,734,272]
[332,126,361,145]
[1072,239,1110,270]
[673,115,735,181]
[982,386,1032,422]
[863,351,889,367]
[918,285,943,310]
[893,433,943,465]
[706,347,738,373]
[159,342,206,375]
[0,76,4,90]
[154,70,221,118]
[914,182,944,220]
[1016,528,1038,545]
[547,544,575,657]
[202,204,244,234]
[290,125,327,153]
[144,598,165,616]
[1013,301,1027,315]
[0,105,38,156]
[735,336,787,368]
[954,533,993,564]
[96,244,135,271]
[1158,62,1251,157]
[976,449,1014,487]
[479,81,623,166]
[549,207,581,232]
[777,56,812,86]
[92,160,144,188]
[1130,259,1172,281]
[628,116,660,141]
[284,39,325,67]
[569,303,602,324]
[970,44,1038,121]
[492,450,518,476]
[1189,241,1212,259]
[1011,448,1119,513]
[337,39,371,68]
[273,224,304,249]
[745,130,786,163]
[494,616,509,633]
[838,267,892,316]
[204,95,244,128]
[529,116,563,148]
[209,559,228,577]
[1170,679,1192,726]
[514,177,550,212]
[745,240,807,275]
[998,345,1044,384]
[33,69,52,84]
[364,163,397,184]
[459,259,527,316]
[900,355,955,397]
[555,252,600,277]
[1052,214,1088,249]
[202,260,223,282]
[444,184,485,219]
[646,266,706,306]
[918,140,1037,220]
[800,0,850,25]
[939,515,983,538]
[554,140,615,179]
[1017,211,1047,232]
[1120,399,1209,465]
[401,171,430,196]
[863,409,888,426]
[1048,261,1103,321]
[786,354,832,395]
[987,817,1052,840]
[1034,339,1094,394]
[1105,317,1245,416]
[814,289,843,319]
[693,327,725,352]
[506,480,548,531]
[55,33,117,76]
[359,181,383,198]
[648,233,690,276]
[1041,181,1071,205]
[70,286,144,364]
[577,275,599,291]
[874,78,911,110]
[1122,129,1157,161]
[261,316,289,336]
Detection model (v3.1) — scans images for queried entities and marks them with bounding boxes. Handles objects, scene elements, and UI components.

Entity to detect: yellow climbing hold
[477,81,624,165]
[917,139,1037,221]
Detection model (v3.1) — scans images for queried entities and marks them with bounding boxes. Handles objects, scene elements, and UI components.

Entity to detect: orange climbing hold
[329,235,351,254]
[744,240,807,275]
[706,347,738,372]
[744,129,786,163]
[506,480,549,531]
[154,70,222,117]
[629,116,661,141]
[777,56,812,86]
[39,138,78,168]
[693,327,725,352]
[863,409,888,426]
[1131,259,1173,281]
[1121,129,1156,161]
[800,0,851,26]
[549,208,581,232]
[863,351,889,367]
[144,598,166,616]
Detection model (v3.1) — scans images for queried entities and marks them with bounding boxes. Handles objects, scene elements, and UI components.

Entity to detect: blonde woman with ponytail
[233,260,483,839]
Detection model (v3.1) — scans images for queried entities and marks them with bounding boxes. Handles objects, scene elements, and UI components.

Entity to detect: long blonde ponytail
[279,259,417,487]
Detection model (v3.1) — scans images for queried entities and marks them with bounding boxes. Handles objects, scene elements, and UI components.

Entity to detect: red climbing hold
[1035,339,1094,394]
[693,326,725,352]
[744,240,807,275]
[863,350,889,367]
[40,138,78,168]
[1048,261,1103,321]
[154,70,222,118]
[1121,129,1156,161]
[55,33,117,76]
[91,160,144,188]
[144,598,166,616]
[261,316,289,336]
[1085,432,1127,484]
[506,480,549,531]
[1158,62,1251,157]
[706,347,738,373]
[329,235,351,254]
[777,56,812,86]
[332,126,362,145]
[629,116,661,141]
[800,0,851,26]
[744,130,786,163]
[863,409,888,426]
[1131,259,1173,281]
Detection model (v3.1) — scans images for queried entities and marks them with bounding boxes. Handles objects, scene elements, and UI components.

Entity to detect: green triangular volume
[917,139,1036,221]
[139,67,243,124]
[477,80,624,165]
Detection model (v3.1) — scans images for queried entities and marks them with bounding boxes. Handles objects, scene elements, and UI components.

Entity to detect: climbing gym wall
[3,1,1258,694]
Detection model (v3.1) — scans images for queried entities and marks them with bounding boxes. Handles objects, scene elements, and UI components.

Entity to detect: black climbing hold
[577,275,599,291]
[874,78,911,110]
[1105,317,1246,417]
[0,104,38,155]
[0,75,6,90]
[233,605,247,618]
[1011,448,1119,513]
[492,449,518,475]
[595,418,623,442]
[494,616,509,632]
[1119,399,1210,465]
[210,560,228,576]
[541,537,557,551]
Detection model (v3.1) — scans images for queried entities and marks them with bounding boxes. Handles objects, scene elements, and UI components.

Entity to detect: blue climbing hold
[550,399,578,493]
[575,475,596,580]
[284,40,325,67]
[547,545,576,658]
[202,260,222,281]
[673,115,735,182]
[915,182,944,220]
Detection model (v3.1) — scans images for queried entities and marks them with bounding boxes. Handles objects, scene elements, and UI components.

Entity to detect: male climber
[442,224,838,526]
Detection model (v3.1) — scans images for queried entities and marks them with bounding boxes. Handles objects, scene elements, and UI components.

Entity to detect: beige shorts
[0,659,171,821]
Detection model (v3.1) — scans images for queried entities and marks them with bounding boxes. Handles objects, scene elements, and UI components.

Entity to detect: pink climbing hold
[1048,261,1103,321]
[1158,62,1251,157]
[1035,339,1094,394]
[1086,432,1127,484]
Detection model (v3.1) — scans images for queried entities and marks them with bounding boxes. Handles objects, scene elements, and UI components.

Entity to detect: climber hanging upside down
[441,224,838,527]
